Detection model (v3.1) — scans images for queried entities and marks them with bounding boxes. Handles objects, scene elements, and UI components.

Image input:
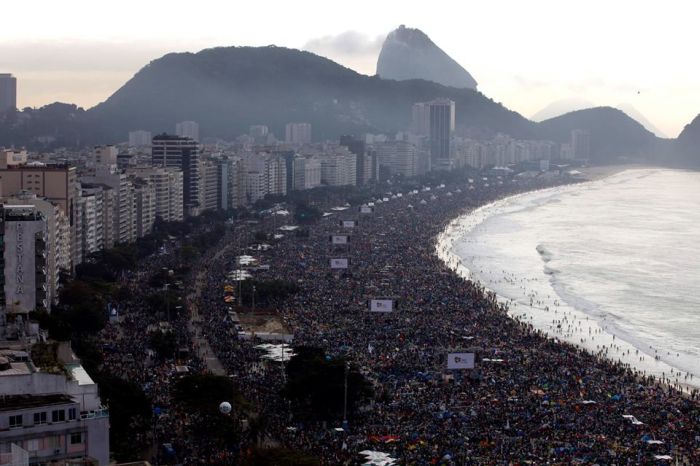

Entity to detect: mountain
[532,99,666,138]
[675,114,700,167]
[531,98,596,122]
[85,46,526,143]
[614,103,666,138]
[376,25,477,90]
[0,45,673,167]
[538,107,660,164]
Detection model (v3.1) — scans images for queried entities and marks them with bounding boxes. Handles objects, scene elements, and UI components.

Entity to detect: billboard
[330,235,349,245]
[330,258,349,269]
[447,352,475,370]
[369,299,394,313]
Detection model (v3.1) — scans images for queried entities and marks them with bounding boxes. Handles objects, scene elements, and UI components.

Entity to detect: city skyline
[2,0,700,137]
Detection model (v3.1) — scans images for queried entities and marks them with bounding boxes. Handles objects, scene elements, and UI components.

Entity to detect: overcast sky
[2,0,699,137]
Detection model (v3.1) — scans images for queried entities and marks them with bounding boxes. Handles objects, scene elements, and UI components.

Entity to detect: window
[9,414,23,428]
[47,435,60,449]
[26,439,39,452]
[70,433,83,445]
[34,411,47,425]
[51,409,65,423]
[68,408,76,421]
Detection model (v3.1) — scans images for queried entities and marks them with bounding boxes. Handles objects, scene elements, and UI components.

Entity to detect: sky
[2,0,699,137]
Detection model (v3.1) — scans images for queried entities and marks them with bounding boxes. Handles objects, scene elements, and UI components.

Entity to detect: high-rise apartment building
[285,123,312,145]
[246,171,266,204]
[429,99,455,170]
[249,125,269,139]
[79,188,104,259]
[84,165,138,245]
[132,178,156,238]
[376,141,418,178]
[2,194,69,308]
[128,130,152,148]
[217,158,247,210]
[0,74,17,113]
[0,163,79,269]
[175,121,200,141]
[198,161,219,213]
[266,157,287,196]
[320,152,357,187]
[292,157,322,191]
[411,102,430,136]
[125,167,184,222]
[80,184,117,249]
[571,129,591,160]
[340,135,373,186]
[151,134,200,215]
[0,205,49,318]
[92,145,118,166]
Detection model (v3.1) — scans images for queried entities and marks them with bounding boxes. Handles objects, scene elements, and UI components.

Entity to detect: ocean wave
[437,168,700,389]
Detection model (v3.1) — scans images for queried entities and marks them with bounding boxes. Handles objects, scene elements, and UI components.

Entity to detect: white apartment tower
[175,121,200,141]
[285,123,312,145]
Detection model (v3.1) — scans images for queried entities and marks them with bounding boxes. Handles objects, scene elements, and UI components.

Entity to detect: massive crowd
[99,171,700,465]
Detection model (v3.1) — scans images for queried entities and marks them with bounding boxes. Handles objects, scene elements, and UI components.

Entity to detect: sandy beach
[436,165,700,393]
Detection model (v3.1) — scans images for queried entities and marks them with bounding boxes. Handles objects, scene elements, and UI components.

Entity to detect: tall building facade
[2,194,69,309]
[0,163,79,269]
[198,161,219,213]
[0,205,49,317]
[411,102,430,136]
[125,167,183,222]
[151,134,200,215]
[132,179,156,238]
[217,158,247,210]
[285,123,312,145]
[429,99,455,170]
[340,135,372,186]
[376,141,418,178]
[293,157,322,191]
[320,153,357,187]
[92,146,118,166]
[0,74,17,113]
[175,121,200,141]
[128,130,152,148]
[571,129,591,160]
[78,190,103,260]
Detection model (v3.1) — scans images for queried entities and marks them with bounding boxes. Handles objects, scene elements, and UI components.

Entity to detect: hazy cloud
[0,41,171,73]
[0,40,186,108]
[303,31,385,75]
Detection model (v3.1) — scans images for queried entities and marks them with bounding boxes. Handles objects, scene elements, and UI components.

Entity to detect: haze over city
[3,0,700,136]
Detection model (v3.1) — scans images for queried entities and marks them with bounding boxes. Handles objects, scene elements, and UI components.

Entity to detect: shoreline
[435,166,699,394]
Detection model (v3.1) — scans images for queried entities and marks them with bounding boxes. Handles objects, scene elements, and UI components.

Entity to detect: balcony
[80,408,109,420]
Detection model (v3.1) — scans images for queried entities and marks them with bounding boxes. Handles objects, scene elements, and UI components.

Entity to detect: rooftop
[0,393,74,412]
[0,361,32,377]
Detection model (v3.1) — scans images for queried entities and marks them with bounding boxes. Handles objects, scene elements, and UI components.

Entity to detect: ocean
[438,168,700,390]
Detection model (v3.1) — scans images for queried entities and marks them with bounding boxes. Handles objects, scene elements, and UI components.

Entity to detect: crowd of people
[99,170,700,465]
